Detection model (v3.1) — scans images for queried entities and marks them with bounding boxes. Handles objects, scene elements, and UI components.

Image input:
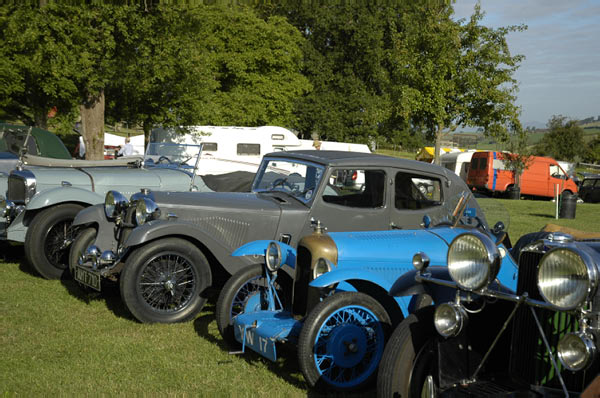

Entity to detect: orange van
[467,151,578,198]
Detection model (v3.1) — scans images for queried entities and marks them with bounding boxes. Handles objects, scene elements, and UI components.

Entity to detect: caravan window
[203,142,217,151]
[237,143,260,156]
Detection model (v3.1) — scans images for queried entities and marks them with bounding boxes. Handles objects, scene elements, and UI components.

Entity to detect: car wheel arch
[23,200,92,227]
[346,279,405,328]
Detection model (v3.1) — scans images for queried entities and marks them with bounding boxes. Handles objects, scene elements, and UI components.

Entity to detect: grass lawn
[1,198,599,395]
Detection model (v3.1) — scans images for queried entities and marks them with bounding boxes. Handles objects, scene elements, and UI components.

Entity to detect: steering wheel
[270,177,296,191]
[158,156,172,164]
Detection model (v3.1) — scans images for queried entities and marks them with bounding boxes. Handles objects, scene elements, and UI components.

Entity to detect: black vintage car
[70,150,472,324]
[578,172,600,203]
[378,225,600,397]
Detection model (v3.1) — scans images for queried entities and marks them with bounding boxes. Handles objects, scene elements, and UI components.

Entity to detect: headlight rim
[537,247,598,311]
[265,241,282,272]
[104,190,129,219]
[446,232,501,291]
[434,302,468,338]
[557,330,597,372]
[313,257,333,280]
[135,197,160,225]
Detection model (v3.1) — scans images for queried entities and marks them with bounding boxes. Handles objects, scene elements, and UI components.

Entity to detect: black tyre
[120,238,211,323]
[215,263,291,346]
[68,227,97,276]
[25,203,84,279]
[297,292,392,391]
[377,308,437,398]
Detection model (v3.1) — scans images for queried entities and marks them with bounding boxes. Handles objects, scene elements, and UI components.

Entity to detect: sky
[453,0,600,128]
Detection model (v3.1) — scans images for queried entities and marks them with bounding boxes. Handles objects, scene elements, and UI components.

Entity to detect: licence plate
[74,266,101,291]
[234,324,277,362]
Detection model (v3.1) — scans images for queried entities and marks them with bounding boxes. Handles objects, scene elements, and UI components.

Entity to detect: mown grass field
[1,198,599,395]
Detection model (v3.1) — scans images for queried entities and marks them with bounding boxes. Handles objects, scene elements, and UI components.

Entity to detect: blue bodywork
[230,226,518,362]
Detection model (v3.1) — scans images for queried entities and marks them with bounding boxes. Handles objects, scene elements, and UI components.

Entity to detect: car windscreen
[144,142,202,168]
[252,158,325,204]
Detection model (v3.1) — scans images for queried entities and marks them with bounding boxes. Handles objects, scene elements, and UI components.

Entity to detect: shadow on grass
[60,277,136,322]
[531,213,556,219]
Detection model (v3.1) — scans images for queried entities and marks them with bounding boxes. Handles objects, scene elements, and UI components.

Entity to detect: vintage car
[377,224,600,397]
[215,191,518,391]
[71,150,475,325]
[0,142,211,280]
[578,172,600,203]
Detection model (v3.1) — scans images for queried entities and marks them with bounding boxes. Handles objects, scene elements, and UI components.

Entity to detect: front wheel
[25,203,84,279]
[377,308,437,398]
[68,227,97,276]
[297,292,391,391]
[120,238,211,323]
[215,263,291,346]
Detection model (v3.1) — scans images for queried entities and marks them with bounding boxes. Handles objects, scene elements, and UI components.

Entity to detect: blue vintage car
[377,225,600,397]
[215,192,518,391]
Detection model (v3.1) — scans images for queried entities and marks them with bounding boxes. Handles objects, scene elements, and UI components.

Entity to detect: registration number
[73,266,101,291]
[234,324,277,362]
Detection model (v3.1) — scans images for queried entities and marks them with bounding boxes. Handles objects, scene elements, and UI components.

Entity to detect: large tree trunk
[80,91,105,160]
[33,108,48,130]
[433,123,443,165]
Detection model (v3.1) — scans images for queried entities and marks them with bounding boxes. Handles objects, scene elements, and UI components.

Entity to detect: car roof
[580,172,600,179]
[264,150,443,172]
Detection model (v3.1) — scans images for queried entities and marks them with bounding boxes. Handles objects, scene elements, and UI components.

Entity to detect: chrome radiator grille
[7,174,26,202]
[510,250,599,392]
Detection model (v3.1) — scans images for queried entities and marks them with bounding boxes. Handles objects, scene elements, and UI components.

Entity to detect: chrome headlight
[557,331,597,371]
[447,233,500,291]
[135,197,160,225]
[265,241,282,272]
[412,252,430,271]
[434,302,468,338]
[104,191,129,219]
[313,257,333,279]
[537,248,598,310]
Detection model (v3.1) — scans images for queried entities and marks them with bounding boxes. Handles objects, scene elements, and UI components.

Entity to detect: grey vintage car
[71,150,475,324]
[0,142,211,280]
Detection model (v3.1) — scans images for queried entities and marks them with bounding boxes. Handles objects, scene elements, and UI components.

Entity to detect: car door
[307,167,391,232]
[389,169,447,229]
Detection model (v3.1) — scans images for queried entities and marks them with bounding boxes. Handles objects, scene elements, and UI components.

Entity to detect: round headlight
[537,248,597,310]
[412,252,430,271]
[265,241,282,272]
[447,233,500,291]
[434,302,468,338]
[135,197,160,225]
[557,331,597,371]
[313,257,333,279]
[104,191,129,219]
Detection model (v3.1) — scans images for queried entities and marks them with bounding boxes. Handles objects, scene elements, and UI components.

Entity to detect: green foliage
[502,127,534,188]
[535,115,586,162]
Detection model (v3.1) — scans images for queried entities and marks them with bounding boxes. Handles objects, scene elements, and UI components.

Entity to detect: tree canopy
[1,2,525,160]
[535,115,586,162]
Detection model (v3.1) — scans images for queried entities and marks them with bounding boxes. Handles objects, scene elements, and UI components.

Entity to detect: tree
[502,127,534,192]
[388,3,524,164]
[535,115,586,162]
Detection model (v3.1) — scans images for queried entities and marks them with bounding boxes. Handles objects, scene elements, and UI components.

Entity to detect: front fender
[27,186,103,210]
[72,204,118,253]
[309,268,396,292]
[232,240,296,269]
[123,219,251,275]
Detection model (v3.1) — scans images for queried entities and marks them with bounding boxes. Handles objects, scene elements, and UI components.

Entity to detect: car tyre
[297,292,391,391]
[120,238,211,323]
[25,203,84,279]
[377,307,437,398]
[68,227,97,276]
[215,263,291,346]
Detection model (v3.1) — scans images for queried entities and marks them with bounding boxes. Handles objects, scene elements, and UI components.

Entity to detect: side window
[203,142,217,151]
[395,172,443,210]
[322,169,385,208]
[550,164,565,178]
[237,143,260,156]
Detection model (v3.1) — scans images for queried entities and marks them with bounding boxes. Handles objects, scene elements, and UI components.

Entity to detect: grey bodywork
[75,150,481,277]
[1,152,210,242]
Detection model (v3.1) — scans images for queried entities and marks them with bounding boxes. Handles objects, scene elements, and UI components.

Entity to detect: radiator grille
[510,250,599,392]
[7,174,26,202]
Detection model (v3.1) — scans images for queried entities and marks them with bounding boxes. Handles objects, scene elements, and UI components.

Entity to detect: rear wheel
[377,308,437,398]
[25,204,84,279]
[298,292,391,391]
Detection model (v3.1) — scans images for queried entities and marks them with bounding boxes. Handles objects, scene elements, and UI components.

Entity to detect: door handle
[390,222,402,230]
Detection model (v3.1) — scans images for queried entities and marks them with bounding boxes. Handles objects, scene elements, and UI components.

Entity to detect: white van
[440,151,476,182]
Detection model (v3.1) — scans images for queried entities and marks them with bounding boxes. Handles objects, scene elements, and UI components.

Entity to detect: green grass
[1,198,599,395]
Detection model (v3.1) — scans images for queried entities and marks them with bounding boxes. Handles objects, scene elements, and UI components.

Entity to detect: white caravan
[151,126,370,175]
[440,151,477,182]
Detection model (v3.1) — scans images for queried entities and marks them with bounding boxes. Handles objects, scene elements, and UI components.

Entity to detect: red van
[467,151,578,198]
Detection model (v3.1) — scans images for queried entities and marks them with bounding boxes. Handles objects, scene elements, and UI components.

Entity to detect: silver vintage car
[0,141,212,280]
[71,150,475,324]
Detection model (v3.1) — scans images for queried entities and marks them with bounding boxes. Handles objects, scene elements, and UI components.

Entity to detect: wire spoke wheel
[43,219,76,269]
[137,253,197,312]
